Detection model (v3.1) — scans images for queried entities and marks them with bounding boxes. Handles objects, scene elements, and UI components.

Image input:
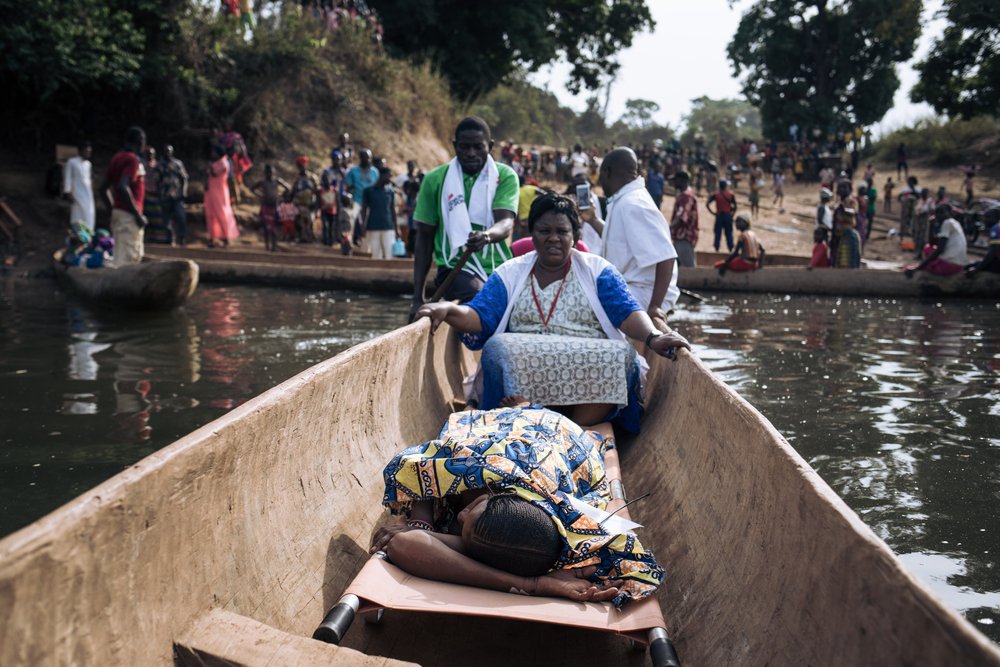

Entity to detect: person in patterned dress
[369,404,664,608]
[415,193,689,433]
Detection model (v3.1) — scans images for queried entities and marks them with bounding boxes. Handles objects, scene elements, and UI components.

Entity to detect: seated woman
[715,212,765,274]
[416,193,689,433]
[369,404,664,608]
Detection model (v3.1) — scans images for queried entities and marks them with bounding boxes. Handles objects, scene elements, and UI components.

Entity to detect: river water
[1,277,997,642]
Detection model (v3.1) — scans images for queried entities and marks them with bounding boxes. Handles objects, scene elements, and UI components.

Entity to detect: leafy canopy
[727,0,921,137]
[680,97,761,149]
[910,0,999,119]
[622,99,660,129]
[368,0,654,100]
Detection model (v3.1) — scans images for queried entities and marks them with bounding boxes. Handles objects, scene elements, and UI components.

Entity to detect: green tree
[911,0,999,119]
[0,0,145,101]
[680,97,761,150]
[727,0,921,138]
[368,0,654,101]
[622,98,660,129]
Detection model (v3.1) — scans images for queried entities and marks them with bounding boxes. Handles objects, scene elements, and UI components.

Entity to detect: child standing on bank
[277,191,298,243]
[318,174,339,247]
[810,226,831,268]
[251,165,289,252]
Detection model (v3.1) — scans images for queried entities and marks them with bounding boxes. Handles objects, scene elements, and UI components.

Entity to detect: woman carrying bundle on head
[369,404,664,608]
[415,192,689,434]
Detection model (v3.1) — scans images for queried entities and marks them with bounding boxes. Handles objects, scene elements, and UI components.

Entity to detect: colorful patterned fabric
[381,406,664,608]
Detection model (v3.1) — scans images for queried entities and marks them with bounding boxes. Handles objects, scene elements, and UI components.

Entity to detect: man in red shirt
[706,179,737,252]
[99,127,147,265]
[669,170,699,267]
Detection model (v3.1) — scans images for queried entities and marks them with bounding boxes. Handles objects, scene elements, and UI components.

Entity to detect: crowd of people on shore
[59,119,998,283]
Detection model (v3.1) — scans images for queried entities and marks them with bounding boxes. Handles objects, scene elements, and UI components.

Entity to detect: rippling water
[0,278,408,539]
[672,294,1000,639]
[1,278,997,642]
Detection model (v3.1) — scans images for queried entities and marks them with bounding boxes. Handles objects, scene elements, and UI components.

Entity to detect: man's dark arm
[116,175,145,226]
[466,209,515,252]
[907,237,946,277]
[411,222,436,316]
[720,241,741,270]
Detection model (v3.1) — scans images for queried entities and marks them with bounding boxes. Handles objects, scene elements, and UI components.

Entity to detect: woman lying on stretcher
[369,403,664,609]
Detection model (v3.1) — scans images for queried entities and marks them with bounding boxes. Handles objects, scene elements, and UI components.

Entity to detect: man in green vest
[411,117,518,317]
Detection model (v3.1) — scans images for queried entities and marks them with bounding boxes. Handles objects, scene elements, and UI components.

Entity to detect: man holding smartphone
[589,147,679,329]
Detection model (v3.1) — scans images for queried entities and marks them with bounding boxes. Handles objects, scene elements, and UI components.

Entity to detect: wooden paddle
[679,287,706,302]
[426,246,475,303]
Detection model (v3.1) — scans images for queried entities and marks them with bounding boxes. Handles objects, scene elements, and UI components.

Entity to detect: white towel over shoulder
[440,156,498,280]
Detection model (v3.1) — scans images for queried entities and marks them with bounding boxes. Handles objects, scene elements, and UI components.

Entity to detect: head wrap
[295,156,310,167]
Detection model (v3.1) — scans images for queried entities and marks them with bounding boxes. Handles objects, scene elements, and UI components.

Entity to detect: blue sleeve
[460,273,508,350]
[596,266,642,328]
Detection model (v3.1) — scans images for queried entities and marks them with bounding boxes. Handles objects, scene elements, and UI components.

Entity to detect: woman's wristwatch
[645,331,659,349]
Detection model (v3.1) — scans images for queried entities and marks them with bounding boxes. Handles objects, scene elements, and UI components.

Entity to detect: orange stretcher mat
[344,558,667,643]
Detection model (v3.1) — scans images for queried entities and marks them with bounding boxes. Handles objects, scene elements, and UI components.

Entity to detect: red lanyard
[530,258,571,331]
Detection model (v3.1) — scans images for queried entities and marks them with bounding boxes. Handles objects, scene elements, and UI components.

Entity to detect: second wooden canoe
[52,250,199,310]
[145,245,1000,299]
[0,322,997,665]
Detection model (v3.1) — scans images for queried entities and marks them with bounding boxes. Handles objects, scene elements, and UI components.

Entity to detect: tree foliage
[622,99,660,129]
[0,0,146,100]
[680,97,761,149]
[368,0,654,101]
[910,0,999,119]
[727,0,921,138]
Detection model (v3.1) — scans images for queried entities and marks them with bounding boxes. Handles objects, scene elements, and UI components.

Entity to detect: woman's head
[527,193,580,268]
[459,493,562,578]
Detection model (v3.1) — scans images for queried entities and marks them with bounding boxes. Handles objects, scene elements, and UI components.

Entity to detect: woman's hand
[369,522,414,554]
[649,331,691,360]
[534,566,623,603]
[414,302,453,333]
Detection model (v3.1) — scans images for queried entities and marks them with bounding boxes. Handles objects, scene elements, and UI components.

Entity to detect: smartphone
[575,183,591,210]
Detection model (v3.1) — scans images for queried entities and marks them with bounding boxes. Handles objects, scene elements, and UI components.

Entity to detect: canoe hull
[680,266,1000,297]
[146,247,1000,299]
[0,324,997,665]
[53,250,199,310]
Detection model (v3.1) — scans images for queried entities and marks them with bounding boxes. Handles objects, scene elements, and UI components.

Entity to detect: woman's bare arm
[384,530,621,602]
[415,301,483,334]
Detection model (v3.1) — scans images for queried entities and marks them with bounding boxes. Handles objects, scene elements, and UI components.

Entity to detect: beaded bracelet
[405,519,433,531]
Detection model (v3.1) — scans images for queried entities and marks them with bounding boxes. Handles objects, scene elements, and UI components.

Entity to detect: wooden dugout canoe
[149,244,1000,299]
[1,323,998,666]
[52,249,199,310]
[678,265,1000,298]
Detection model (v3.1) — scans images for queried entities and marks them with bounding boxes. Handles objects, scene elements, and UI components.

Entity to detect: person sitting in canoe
[715,212,764,274]
[369,404,663,608]
[415,192,690,433]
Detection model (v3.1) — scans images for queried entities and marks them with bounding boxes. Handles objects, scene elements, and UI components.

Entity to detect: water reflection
[674,295,1000,640]
[0,281,408,539]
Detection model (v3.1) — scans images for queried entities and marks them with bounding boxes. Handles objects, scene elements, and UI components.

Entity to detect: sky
[529,0,947,138]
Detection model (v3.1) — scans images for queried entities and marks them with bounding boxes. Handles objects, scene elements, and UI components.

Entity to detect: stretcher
[313,423,681,667]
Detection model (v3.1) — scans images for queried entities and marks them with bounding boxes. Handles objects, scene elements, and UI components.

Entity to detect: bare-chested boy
[251,165,289,251]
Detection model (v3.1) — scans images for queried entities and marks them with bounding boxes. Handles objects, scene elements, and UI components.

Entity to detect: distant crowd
[58,119,999,283]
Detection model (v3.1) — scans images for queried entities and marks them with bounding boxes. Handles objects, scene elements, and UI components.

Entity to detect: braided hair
[465,494,562,577]
[527,191,582,240]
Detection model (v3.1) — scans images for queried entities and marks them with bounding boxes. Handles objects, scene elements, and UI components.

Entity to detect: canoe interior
[0,323,997,666]
[52,249,199,310]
